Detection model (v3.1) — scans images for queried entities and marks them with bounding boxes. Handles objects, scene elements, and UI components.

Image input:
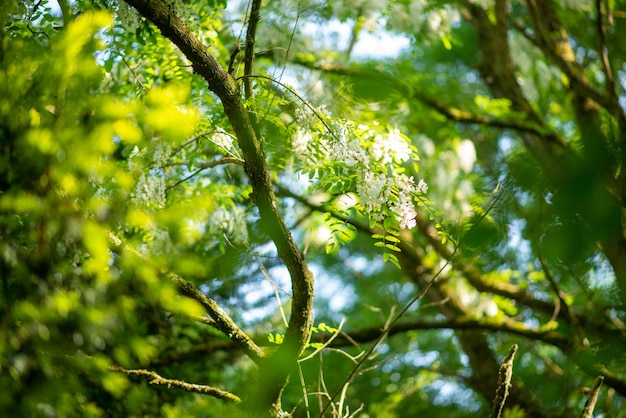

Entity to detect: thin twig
[236,74,335,135]
[299,318,346,362]
[165,156,243,190]
[319,249,457,416]
[121,54,148,92]
[595,0,617,104]
[111,366,242,402]
[539,255,589,347]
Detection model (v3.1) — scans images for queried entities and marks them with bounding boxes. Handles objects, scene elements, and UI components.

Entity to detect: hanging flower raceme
[291,105,428,234]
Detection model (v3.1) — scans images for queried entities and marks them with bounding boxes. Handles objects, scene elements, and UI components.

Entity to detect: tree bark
[123,1,315,414]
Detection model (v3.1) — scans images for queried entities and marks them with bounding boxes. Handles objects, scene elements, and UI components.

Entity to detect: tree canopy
[2,0,626,417]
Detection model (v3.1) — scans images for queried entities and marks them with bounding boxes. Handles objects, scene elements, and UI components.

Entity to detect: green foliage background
[2,0,626,417]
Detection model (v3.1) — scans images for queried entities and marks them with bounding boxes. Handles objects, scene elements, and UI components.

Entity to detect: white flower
[295,105,331,128]
[295,107,313,127]
[395,174,417,194]
[133,173,166,208]
[128,146,146,173]
[416,178,428,194]
[369,128,412,164]
[151,228,173,254]
[208,207,248,244]
[295,105,322,128]
[118,2,142,32]
[389,174,421,229]
[152,141,172,166]
[331,138,368,167]
[394,204,417,229]
[456,139,476,172]
[212,128,234,150]
[293,128,313,157]
[129,146,142,158]
[329,123,369,167]
[356,171,389,215]
[428,12,443,32]
[391,191,417,229]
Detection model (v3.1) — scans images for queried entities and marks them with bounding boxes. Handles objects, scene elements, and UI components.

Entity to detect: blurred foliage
[3,0,626,417]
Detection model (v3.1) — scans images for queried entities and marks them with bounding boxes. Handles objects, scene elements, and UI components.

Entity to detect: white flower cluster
[207,207,249,244]
[357,173,428,229]
[370,128,412,164]
[329,122,368,166]
[391,175,428,230]
[117,2,142,32]
[133,173,166,209]
[152,141,172,167]
[126,143,175,209]
[292,129,313,157]
[211,128,234,150]
[128,145,145,172]
[292,106,428,230]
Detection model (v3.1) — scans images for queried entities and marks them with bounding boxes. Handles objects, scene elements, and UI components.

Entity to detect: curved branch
[123,1,314,412]
[324,317,569,351]
[166,156,244,190]
[111,366,241,403]
[293,58,554,138]
[524,0,625,124]
[108,232,265,364]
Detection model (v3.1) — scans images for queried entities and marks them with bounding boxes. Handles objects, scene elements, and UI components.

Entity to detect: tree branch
[595,0,617,105]
[243,0,262,99]
[171,273,266,362]
[166,156,244,190]
[524,0,625,125]
[111,366,241,403]
[293,58,554,138]
[581,375,604,418]
[489,344,518,418]
[277,185,563,321]
[323,318,568,351]
[57,0,73,25]
[123,1,315,413]
[108,232,264,364]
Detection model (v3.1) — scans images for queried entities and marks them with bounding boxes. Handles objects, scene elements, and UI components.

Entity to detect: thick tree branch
[111,366,241,402]
[277,185,563,320]
[293,58,554,138]
[524,0,625,125]
[171,273,265,362]
[581,376,604,418]
[123,1,314,413]
[463,0,529,111]
[490,344,518,418]
[108,232,264,364]
[522,0,626,294]
[57,0,73,25]
[152,316,561,364]
[461,0,567,173]
[243,0,262,99]
[320,318,568,351]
